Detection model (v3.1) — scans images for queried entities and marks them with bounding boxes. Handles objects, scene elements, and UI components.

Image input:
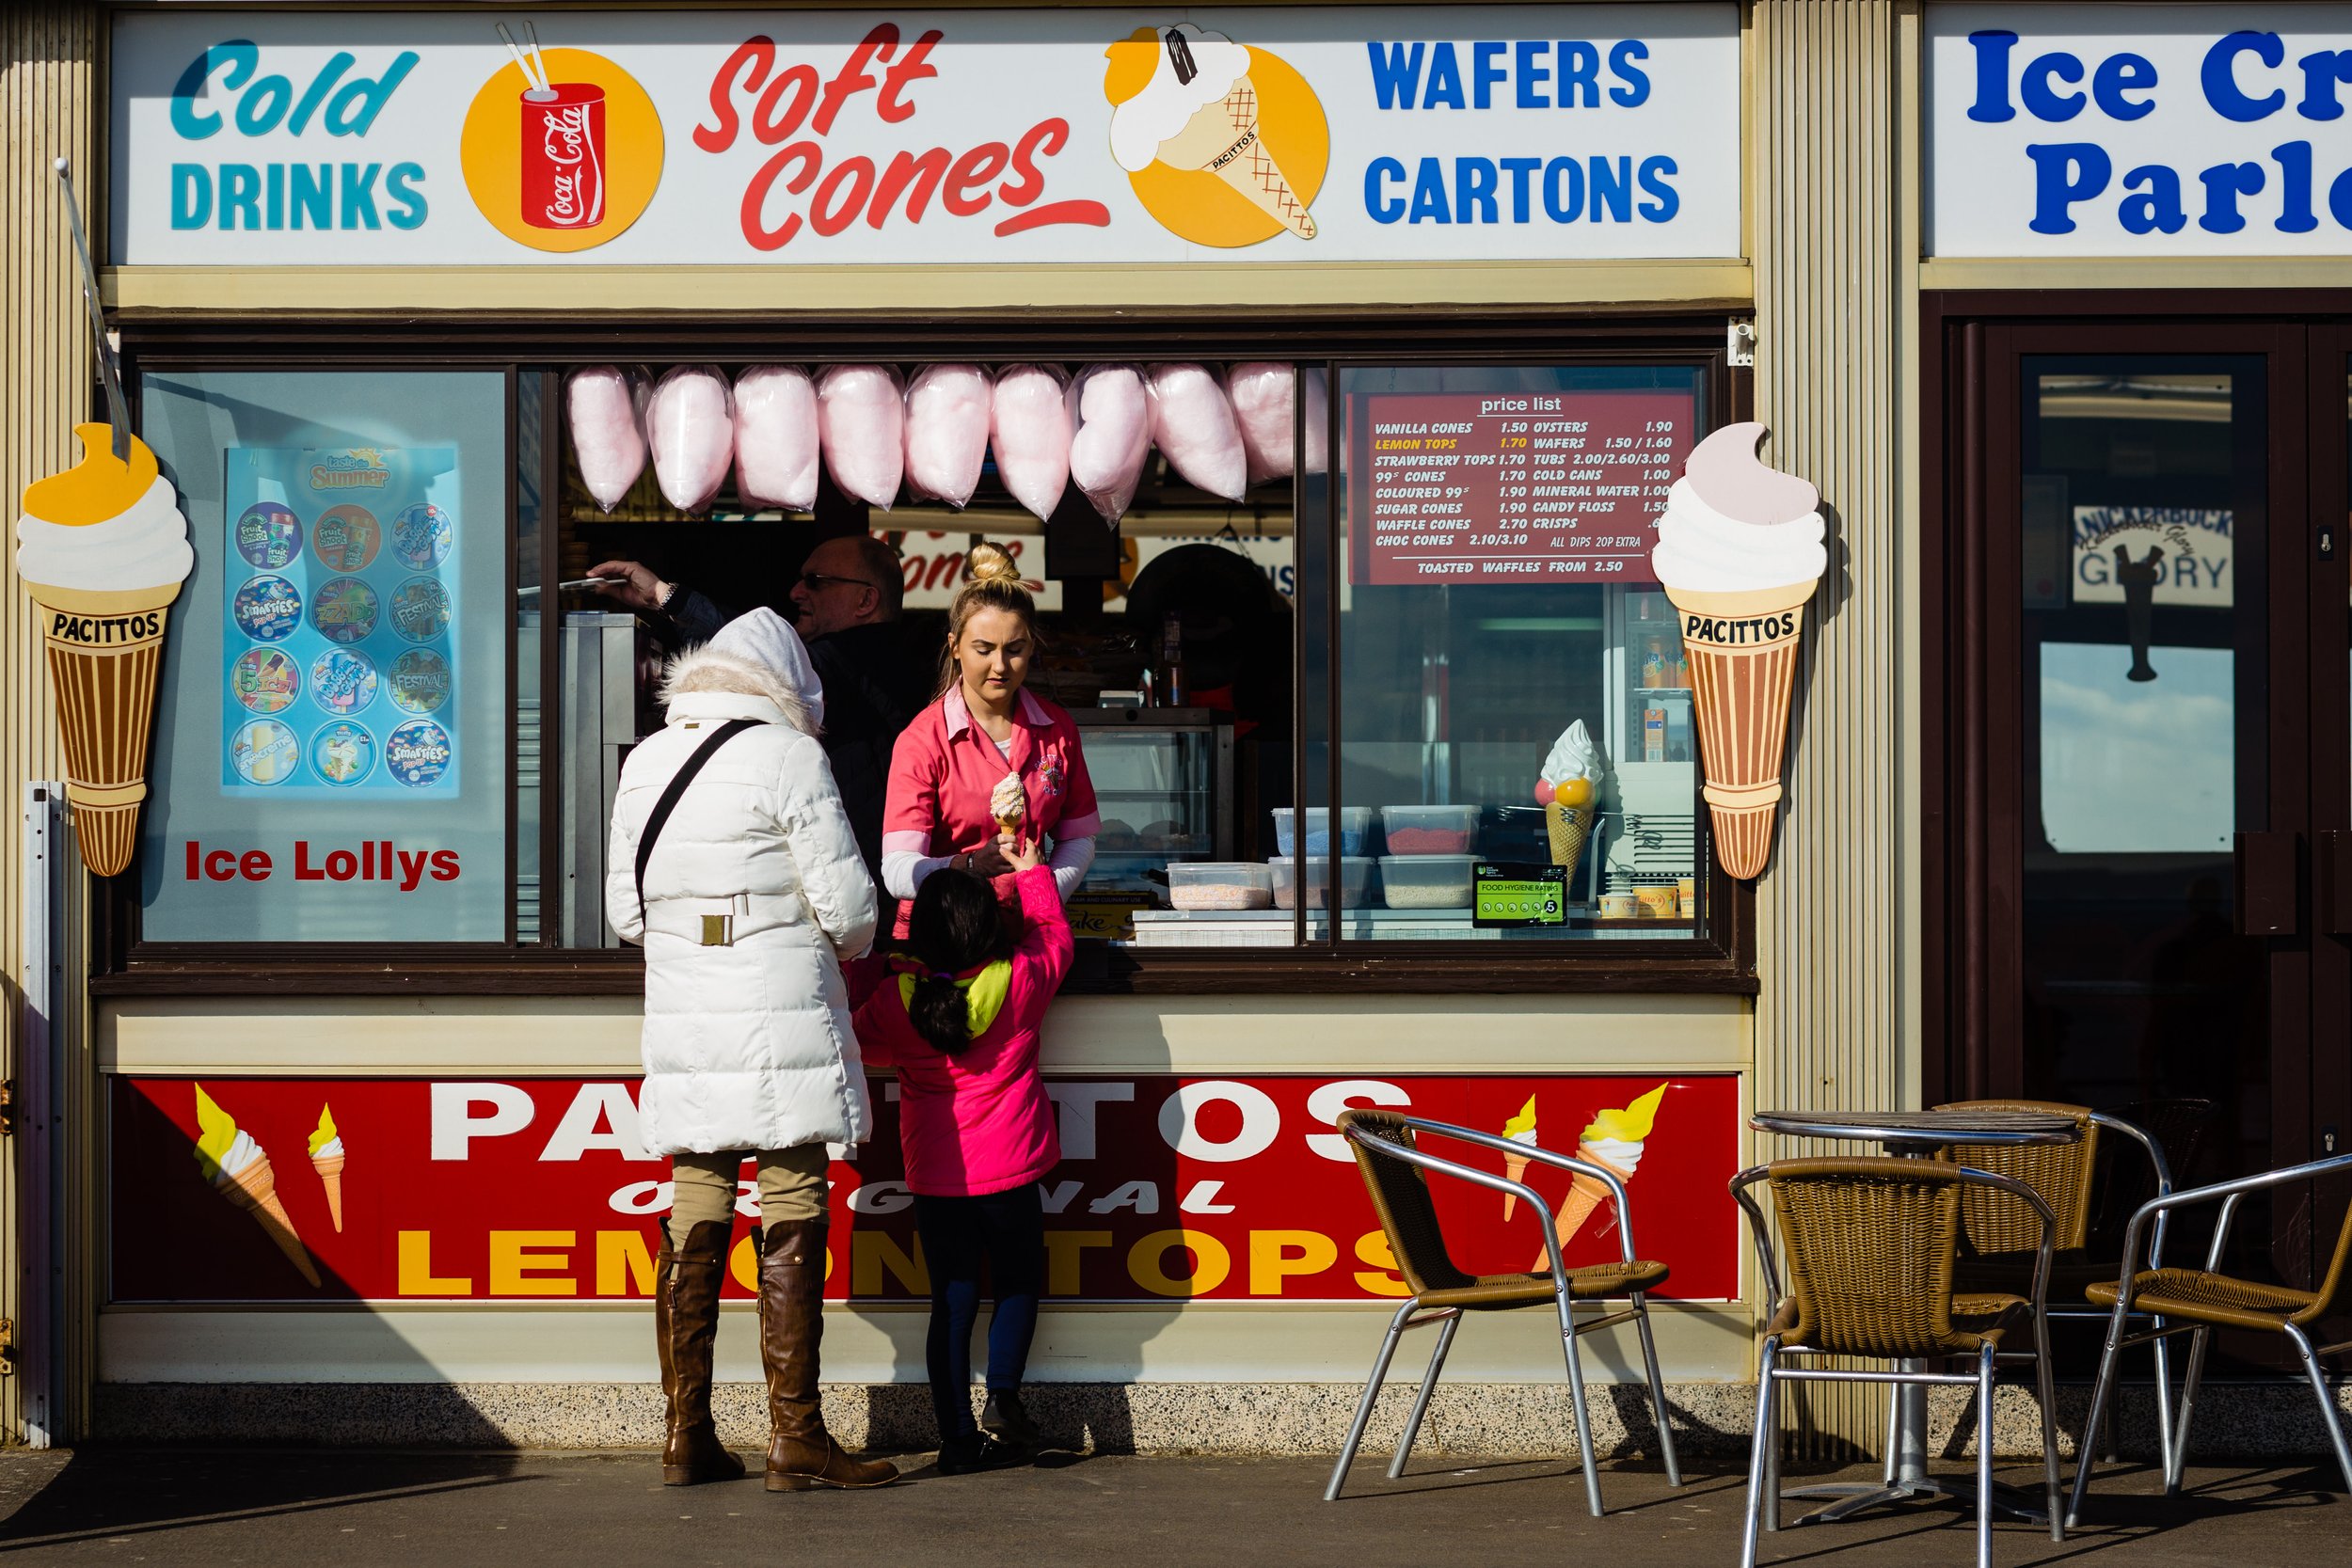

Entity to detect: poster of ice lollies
[219,447,460,799]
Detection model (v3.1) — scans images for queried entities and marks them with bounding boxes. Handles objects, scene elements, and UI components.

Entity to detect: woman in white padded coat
[605,608,896,1494]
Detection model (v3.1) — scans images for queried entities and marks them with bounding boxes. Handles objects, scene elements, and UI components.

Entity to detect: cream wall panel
[1750,0,1918,1457]
[101,993,1750,1076]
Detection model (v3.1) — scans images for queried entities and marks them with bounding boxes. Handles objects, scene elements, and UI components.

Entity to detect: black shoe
[935,1433,1030,1476]
[979,1388,1042,1449]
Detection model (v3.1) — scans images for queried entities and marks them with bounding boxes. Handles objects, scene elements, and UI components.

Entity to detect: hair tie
[930,970,956,983]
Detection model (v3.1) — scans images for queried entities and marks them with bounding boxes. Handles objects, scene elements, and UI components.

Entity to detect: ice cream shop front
[0,0,1920,1454]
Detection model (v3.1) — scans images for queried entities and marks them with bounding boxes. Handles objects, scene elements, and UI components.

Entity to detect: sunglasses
[797,572,878,593]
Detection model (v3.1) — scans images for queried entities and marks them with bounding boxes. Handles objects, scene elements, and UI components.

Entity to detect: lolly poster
[218,446,460,799]
[110,1073,1741,1304]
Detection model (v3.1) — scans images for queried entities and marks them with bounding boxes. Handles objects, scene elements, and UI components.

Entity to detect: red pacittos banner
[110,1074,1740,1304]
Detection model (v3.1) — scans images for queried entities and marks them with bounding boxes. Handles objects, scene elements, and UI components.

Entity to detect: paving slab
[0,1448,2336,1566]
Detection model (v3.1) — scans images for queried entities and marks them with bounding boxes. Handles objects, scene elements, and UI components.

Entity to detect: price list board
[1349,389,1695,586]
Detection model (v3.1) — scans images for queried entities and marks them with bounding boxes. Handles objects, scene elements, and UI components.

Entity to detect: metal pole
[53,158,128,460]
[19,784,67,1448]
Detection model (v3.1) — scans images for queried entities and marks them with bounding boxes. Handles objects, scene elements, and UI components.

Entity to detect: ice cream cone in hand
[15,425,195,877]
[990,769,1026,847]
[1105,24,1318,240]
[309,1102,346,1233]
[194,1085,321,1288]
[1648,424,1827,880]
[1534,1084,1668,1271]
[1500,1094,1539,1220]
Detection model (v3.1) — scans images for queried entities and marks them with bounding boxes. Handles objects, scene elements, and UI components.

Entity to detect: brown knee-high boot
[759,1219,898,1490]
[658,1220,747,1486]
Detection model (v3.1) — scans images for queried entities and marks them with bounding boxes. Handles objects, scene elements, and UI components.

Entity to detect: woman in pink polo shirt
[879,544,1099,935]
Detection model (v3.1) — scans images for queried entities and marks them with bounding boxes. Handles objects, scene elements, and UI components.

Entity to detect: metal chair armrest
[1343,1123,1573,1291]
[2087,1109,2176,1269]
[1382,1116,1645,1265]
[2110,1150,2352,1310]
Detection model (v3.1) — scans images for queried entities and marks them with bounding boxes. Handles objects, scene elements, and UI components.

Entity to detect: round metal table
[1748,1107,2082,1528]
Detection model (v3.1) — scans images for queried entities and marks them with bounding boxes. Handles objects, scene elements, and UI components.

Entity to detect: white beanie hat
[707,607,825,729]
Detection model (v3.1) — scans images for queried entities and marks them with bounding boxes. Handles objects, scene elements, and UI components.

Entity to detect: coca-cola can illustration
[520,84,605,230]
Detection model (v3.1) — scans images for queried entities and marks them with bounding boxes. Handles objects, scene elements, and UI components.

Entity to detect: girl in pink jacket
[850,841,1073,1474]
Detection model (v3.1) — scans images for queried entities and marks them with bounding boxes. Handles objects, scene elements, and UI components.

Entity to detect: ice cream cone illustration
[1534,721,1603,881]
[1534,1084,1668,1271]
[1648,424,1827,880]
[1106,24,1318,241]
[194,1085,321,1288]
[1500,1095,1539,1220]
[309,1102,346,1233]
[15,425,195,877]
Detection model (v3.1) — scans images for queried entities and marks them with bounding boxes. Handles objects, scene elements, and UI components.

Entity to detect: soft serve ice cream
[15,424,196,876]
[991,770,1026,833]
[1534,720,1602,876]
[1647,423,1825,879]
[1104,24,1318,239]
[1537,1084,1668,1265]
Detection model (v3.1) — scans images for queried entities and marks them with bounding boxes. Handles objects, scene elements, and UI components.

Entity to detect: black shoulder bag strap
[635,718,761,925]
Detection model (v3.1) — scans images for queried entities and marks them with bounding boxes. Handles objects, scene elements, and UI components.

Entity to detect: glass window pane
[1329,364,1708,942]
[138,371,509,942]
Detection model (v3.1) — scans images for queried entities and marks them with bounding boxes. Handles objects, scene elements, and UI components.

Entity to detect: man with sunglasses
[589,535,932,890]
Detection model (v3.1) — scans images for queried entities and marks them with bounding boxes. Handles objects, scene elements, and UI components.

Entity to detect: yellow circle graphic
[460,50,662,253]
[1109,43,1329,249]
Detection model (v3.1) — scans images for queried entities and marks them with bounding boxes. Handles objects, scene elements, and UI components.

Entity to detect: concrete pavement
[0,1447,2336,1565]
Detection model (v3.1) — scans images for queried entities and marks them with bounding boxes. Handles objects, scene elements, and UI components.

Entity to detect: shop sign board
[110,7,1741,267]
[1931,4,2352,255]
[111,1072,1742,1304]
[1348,388,1694,585]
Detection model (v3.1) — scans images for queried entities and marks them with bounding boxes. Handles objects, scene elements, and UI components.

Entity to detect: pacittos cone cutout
[1648,424,1827,879]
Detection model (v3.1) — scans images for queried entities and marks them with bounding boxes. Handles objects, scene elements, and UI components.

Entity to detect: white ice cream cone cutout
[1500,1095,1538,1220]
[15,424,195,877]
[1106,24,1318,241]
[1648,424,1827,880]
[195,1085,321,1288]
[1533,1084,1666,1272]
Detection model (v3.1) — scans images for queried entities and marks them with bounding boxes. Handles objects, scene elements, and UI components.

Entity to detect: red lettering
[999,118,1067,208]
[945,142,1009,216]
[877,29,943,121]
[240,849,270,881]
[921,553,963,591]
[326,849,358,881]
[810,156,876,237]
[753,62,820,145]
[870,146,949,227]
[814,24,897,136]
[693,36,773,154]
[430,849,461,882]
[295,840,322,880]
[186,841,201,880]
[741,142,820,250]
[206,847,238,880]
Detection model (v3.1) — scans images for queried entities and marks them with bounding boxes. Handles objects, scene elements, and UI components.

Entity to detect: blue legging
[914,1185,1045,1443]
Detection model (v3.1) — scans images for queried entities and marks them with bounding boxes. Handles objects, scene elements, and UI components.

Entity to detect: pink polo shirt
[882,686,1100,934]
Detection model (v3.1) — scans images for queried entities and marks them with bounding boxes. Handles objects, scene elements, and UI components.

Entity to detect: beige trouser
[668,1145,829,1249]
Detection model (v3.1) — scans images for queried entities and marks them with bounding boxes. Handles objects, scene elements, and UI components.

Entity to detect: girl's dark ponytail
[902,868,1009,1055]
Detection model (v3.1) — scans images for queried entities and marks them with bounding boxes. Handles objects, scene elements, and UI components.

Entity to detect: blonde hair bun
[964,541,1023,586]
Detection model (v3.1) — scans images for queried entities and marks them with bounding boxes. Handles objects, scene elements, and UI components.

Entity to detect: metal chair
[1325,1109,1684,1516]
[2068,1148,2352,1524]
[1935,1098,2199,1474]
[1732,1157,2064,1568]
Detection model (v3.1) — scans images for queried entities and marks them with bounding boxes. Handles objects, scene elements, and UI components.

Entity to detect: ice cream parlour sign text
[111,6,1740,268]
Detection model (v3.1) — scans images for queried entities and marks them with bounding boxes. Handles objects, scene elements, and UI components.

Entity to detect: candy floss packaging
[817,364,906,511]
[1066,363,1152,524]
[733,365,819,513]
[1224,362,1296,486]
[992,362,1073,522]
[903,364,992,510]
[645,365,736,515]
[1147,362,1248,500]
[565,365,647,513]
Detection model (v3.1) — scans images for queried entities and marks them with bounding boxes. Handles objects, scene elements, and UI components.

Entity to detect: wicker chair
[1325,1109,1683,1516]
[1935,1098,2203,1474]
[2068,1148,2352,1523]
[1732,1157,2064,1568]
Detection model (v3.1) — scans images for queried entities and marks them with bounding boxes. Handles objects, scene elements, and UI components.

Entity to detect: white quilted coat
[606,644,879,1156]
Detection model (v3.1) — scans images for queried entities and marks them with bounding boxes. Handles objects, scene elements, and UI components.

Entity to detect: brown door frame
[1926,293,2349,1266]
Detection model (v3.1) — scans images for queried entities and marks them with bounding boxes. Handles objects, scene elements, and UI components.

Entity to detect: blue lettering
[265,162,284,228]
[169,40,258,141]
[2296,48,2352,120]
[1637,155,1679,222]
[1589,156,1632,222]
[1558,41,1599,107]
[1366,41,1424,110]
[2328,166,2352,230]
[340,162,382,229]
[1543,156,1583,221]
[2275,141,2318,232]
[169,164,212,229]
[387,162,428,230]
[2118,164,2186,234]
[1408,158,1451,223]
[233,71,293,135]
[2026,142,2111,234]
[324,51,418,135]
[287,52,355,135]
[2203,31,2285,122]
[291,164,332,229]
[1607,40,1650,107]
[2197,161,2265,233]
[2092,53,2157,120]
[1966,30,2018,122]
[1514,40,1549,109]
[1364,156,1406,222]
[1471,41,1507,109]
[1455,157,1498,223]
[217,163,262,230]
[1422,43,1465,109]
[2020,51,2086,121]
[1501,155,1540,222]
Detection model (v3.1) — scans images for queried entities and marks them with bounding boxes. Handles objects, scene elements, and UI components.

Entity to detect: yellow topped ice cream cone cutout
[1500,1094,1539,1220]
[1534,1083,1670,1270]
[1106,24,1328,247]
[309,1102,347,1233]
[16,422,194,877]
[191,1084,321,1287]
